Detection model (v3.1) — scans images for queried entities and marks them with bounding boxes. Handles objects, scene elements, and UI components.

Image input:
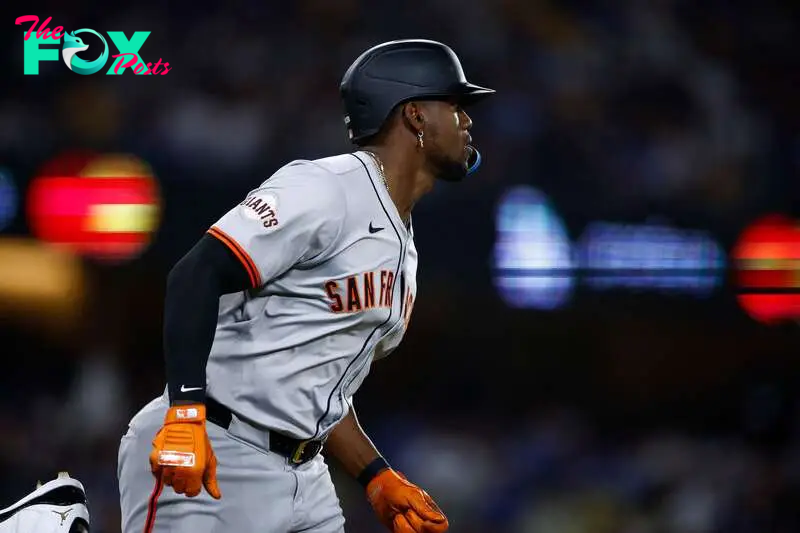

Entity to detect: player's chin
[435,155,469,182]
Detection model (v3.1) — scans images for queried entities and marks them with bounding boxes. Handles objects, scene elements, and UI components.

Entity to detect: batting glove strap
[164,404,206,425]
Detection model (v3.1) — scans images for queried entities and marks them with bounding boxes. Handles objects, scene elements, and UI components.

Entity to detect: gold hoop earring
[417,130,424,149]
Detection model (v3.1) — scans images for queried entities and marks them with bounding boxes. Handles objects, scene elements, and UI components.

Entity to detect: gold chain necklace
[363,151,389,194]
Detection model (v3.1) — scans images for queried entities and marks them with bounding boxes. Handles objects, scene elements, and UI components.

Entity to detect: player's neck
[362,144,434,224]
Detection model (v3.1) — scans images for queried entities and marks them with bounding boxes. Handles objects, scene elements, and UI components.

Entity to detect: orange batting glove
[366,469,448,533]
[149,404,221,499]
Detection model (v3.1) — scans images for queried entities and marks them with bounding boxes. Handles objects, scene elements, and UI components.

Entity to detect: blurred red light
[26,152,162,263]
[733,214,800,324]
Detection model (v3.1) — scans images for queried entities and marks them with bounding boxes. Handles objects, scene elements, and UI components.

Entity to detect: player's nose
[460,109,473,131]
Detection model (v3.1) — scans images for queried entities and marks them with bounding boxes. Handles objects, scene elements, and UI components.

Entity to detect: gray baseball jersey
[203,151,417,440]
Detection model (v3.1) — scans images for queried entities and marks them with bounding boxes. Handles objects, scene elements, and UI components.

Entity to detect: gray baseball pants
[117,393,346,533]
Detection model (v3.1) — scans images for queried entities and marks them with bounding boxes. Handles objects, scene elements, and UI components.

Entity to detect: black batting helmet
[340,39,495,144]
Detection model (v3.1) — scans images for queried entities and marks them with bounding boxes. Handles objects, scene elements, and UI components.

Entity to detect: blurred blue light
[492,185,575,310]
[491,187,728,308]
[0,169,18,231]
[577,221,726,294]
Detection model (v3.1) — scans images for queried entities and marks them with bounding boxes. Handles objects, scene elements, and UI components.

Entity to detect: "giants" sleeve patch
[239,193,279,230]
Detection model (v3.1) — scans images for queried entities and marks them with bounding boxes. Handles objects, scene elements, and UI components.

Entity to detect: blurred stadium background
[2,1,800,532]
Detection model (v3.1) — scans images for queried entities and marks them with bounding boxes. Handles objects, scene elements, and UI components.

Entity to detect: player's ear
[401,102,425,133]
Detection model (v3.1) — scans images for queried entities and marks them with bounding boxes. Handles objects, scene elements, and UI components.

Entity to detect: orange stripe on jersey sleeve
[207,226,262,288]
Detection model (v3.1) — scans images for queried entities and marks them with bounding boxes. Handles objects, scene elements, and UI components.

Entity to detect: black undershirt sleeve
[164,233,254,405]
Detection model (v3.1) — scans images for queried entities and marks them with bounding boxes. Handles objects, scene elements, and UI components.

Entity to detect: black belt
[205,396,324,465]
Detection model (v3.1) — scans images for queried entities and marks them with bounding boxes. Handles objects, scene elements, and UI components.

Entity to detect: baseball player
[117,39,494,533]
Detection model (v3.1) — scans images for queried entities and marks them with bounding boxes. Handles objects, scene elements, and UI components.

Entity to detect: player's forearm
[163,246,221,404]
[324,407,388,484]
[164,234,253,405]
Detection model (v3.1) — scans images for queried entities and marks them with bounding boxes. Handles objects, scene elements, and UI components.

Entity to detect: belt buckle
[291,441,310,465]
[290,440,322,465]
